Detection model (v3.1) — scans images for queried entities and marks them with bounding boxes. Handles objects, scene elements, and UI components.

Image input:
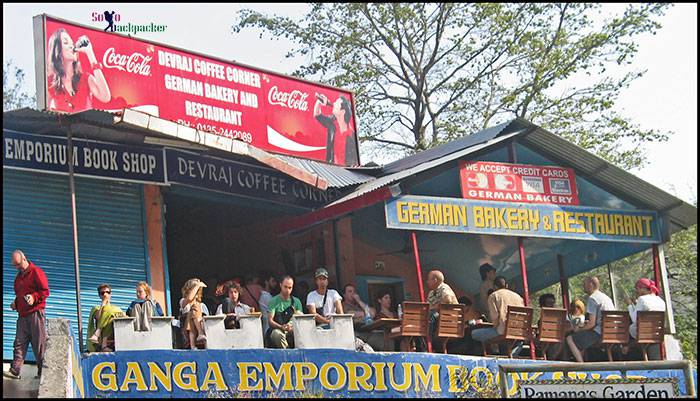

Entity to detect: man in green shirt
[267,275,303,349]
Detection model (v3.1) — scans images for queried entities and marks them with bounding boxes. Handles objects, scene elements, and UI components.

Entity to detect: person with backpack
[267,275,303,349]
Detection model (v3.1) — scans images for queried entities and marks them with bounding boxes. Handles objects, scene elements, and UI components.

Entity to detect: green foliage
[3,60,35,111]
[234,3,670,168]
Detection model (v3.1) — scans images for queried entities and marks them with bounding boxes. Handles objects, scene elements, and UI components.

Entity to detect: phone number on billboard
[178,120,253,143]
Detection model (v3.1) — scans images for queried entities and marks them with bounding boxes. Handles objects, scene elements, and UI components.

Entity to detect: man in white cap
[306,267,344,328]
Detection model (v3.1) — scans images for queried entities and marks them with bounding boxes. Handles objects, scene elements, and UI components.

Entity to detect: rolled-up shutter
[3,169,148,360]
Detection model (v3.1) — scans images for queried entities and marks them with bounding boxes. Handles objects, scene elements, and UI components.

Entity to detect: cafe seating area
[109,302,667,362]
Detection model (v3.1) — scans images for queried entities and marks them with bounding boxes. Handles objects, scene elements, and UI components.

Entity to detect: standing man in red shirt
[3,250,50,380]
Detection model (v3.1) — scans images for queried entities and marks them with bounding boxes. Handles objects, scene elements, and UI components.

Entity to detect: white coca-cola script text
[102,48,152,76]
[268,86,309,111]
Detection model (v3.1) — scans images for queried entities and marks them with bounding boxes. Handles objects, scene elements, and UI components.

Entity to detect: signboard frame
[458,160,580,206]
[31,13,361,167]
[517,377,679,398]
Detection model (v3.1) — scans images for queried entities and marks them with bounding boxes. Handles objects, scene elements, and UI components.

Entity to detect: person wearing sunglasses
[86,283,125,352]
[4,250,50,380]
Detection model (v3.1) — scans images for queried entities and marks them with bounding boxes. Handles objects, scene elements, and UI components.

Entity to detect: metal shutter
[3,169,148,360]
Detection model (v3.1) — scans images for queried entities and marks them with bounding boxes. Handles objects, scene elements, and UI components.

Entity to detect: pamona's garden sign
[75,349,694,398]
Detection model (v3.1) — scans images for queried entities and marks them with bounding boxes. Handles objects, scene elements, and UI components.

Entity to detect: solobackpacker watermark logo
[91,11,167,35]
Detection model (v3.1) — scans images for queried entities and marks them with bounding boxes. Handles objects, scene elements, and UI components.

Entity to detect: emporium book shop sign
[33,15,360,166]
[385,195,661,243]
[459,161,579,206]
[2,130,164,185]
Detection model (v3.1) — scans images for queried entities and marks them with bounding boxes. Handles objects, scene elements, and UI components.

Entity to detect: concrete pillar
[144,185,168,313]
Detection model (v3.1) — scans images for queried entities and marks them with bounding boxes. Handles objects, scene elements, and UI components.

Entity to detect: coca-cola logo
[102,47,152,76]
[268,86,309,111]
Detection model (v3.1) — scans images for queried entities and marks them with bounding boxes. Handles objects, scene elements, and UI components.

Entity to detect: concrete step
[2,363,40,399]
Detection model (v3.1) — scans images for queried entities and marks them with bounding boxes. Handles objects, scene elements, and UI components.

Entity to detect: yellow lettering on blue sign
[319,362,347,391]
[148,362,172,391]
[386,362,413,391]
[263,362,294,391]
[93,362,117,391]
[237,362,263,391]
[173,362,199,391]
[120,362,147,391]
[294,362,319,391]
[414,364,441,392]
[200,362,227,391]
[347,362,373,391]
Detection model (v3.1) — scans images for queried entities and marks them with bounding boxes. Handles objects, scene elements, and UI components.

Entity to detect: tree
[234,3,670,168]
[3,60,35,111]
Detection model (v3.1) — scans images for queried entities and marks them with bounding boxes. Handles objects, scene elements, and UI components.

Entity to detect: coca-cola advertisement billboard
[33,15,360,166]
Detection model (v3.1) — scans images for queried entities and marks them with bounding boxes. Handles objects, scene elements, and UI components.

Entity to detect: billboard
[33,15,360,166]
[459,161,579,206]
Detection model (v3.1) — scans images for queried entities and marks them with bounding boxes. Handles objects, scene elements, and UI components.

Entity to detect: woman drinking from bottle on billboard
[47,28,111,112]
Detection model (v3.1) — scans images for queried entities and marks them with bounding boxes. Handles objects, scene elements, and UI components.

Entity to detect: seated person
[565,277,615,362]
[215,282,251,329]
[342,283,374,327]
[267,275,303,349]
[568,299,586,330]
[623,278,666,358]
[426,269,459,348]
[87,283,125,352]
[373,289,397,320]
[539,293,556,308]
[534,293,562,359]
[306,268,343,328]
[179,278,208,349]
[126,281,164,331]
[471,276,524,356]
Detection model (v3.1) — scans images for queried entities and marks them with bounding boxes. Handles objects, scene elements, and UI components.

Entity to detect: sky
[3,3,697,204]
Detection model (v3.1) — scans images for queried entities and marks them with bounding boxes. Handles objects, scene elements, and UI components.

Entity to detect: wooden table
[357,318,401,351]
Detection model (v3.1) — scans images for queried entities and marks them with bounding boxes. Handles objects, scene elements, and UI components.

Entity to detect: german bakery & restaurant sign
[33,14,360,166]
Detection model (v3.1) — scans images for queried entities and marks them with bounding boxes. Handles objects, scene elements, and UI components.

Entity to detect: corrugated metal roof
[329,129,526,206]
[519,123,697,233]
[326,117,696,237]
[3,108,372,189]
[274,154,375,188]
[381,119,528,174]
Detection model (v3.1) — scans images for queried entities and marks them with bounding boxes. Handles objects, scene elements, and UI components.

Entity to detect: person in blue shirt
[126,281,164,332]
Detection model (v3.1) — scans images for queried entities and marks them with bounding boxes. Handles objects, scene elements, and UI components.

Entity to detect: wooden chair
[435,303,467,353]
[388,302,430,352]
[482,306,534,358]
[636,311,665,361]
[600,310,630,361]
[536,307,568,360]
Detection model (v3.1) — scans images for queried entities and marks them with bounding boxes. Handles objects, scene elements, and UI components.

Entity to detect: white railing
[202,313,264,349]
[113,316,174,351]
[292,314,355,350]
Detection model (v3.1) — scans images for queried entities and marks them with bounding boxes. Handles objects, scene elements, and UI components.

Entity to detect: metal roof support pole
[557,254,569,310]
[654,244,676,334]
[66,124,84,354]
[607,263,618,309]
[652,244,667,360]
[332,219,342,288]
[518,237,536,360]
[410,231,432,353]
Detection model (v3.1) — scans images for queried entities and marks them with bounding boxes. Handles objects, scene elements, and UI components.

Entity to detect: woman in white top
[627,277,666,339]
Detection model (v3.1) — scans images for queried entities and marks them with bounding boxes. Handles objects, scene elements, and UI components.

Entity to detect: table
[357,318,401,351]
